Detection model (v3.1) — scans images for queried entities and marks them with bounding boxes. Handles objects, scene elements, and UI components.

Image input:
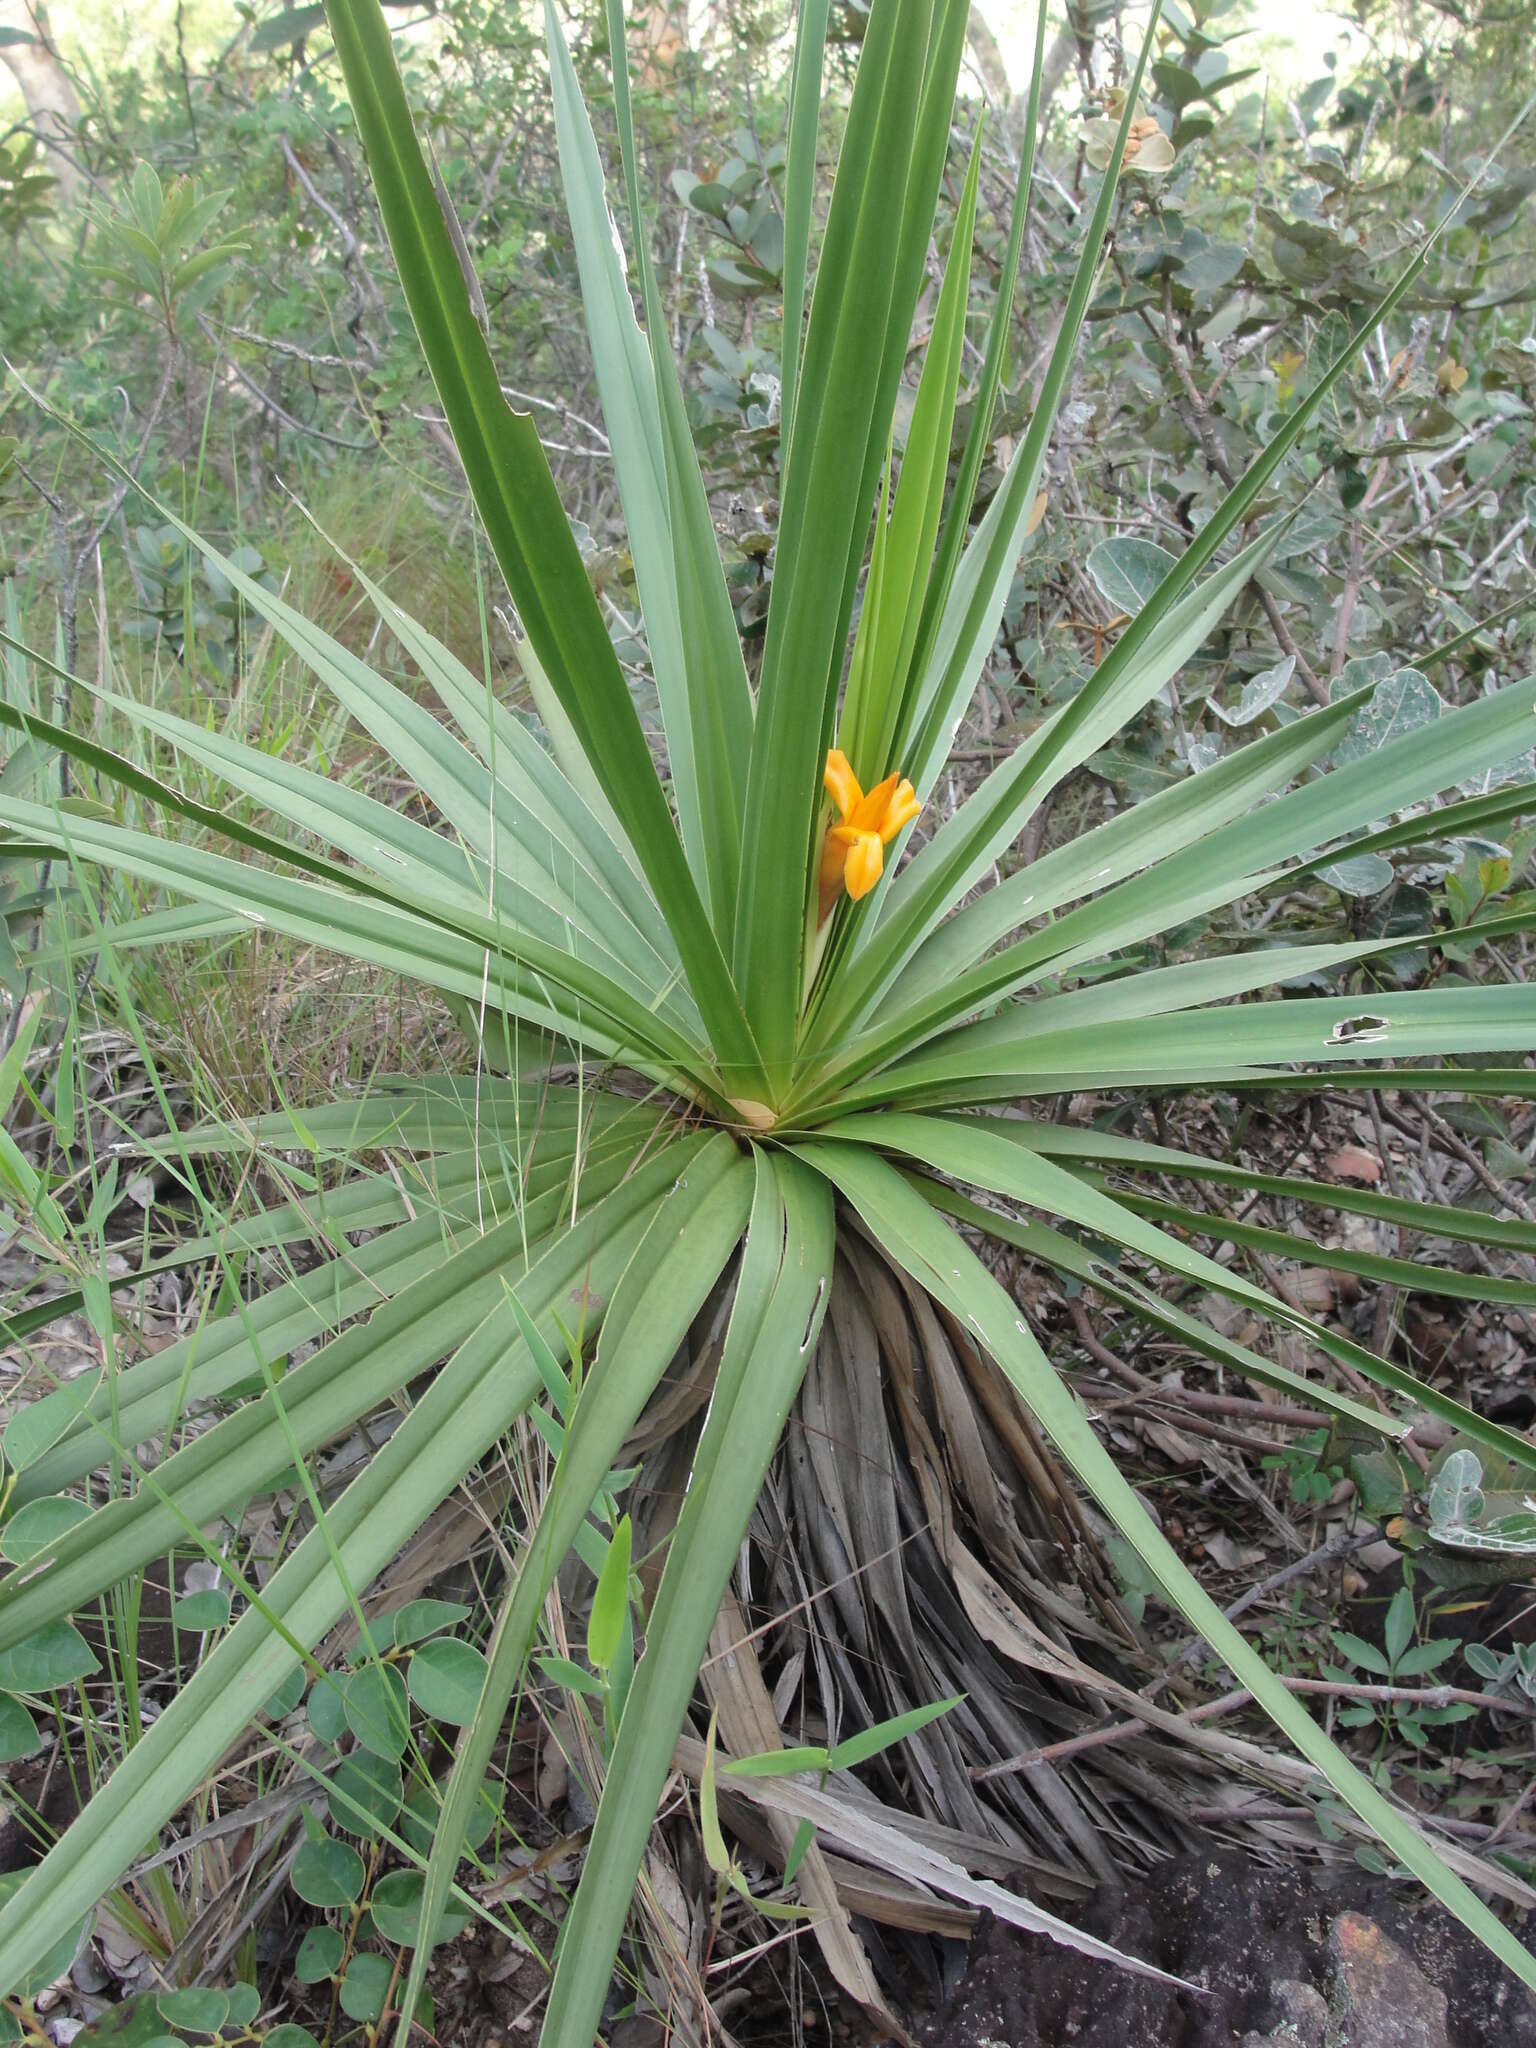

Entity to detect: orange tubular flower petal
[817,751,922,923]
[850,770,901,833]
[880,779,920,842]
[841,830,884,901]
[824,749,862,822]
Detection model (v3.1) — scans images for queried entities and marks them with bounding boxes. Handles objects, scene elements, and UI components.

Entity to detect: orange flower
[817,749,921,923]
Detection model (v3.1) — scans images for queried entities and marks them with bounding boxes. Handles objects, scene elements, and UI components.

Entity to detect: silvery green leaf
[1086,537,1178,615]
[1209,655,1296,726]
[1317,853,1393,896]
[1330,668,1445,766]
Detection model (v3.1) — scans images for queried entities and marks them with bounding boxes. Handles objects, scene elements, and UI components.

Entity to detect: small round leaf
[290,1833,365,1909]
[343,1660,410,1759]
[155,1987,229,2032]
[294,1924,344,1984]
[399,1772,501,1858]
[389,1598,470,1648]
[225,1981,260,2024]
[0,1495,91,1564]
[327,1751,403,1839]
[338,1952,393,2023]
[173,1591,233,1632]
[0,1693,41,1764]
[306,1674,347,1746]
[0,1619,99,1693]
[406,1638,486,1726]
[368,1869,472,1950]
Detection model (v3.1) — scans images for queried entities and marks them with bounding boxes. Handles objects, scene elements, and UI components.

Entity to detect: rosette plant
[2,0,1535,2037]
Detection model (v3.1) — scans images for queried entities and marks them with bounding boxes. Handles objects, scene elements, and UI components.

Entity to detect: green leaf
[735,0,968,1074]
[397,1138,753,2026]
[700,1707,730,1875]
[343,1661,411,1760]
[390,1599,471,1649]
[0,1695,40,1765]
[547,2,752,930]
[406,1637,488,1726]
[0,1874,86,2000]
[538,1153,835,2048]
[0,1497,91,1563]
[290,1832,366,1908]
[294,1925,344,1984]
[0,1621,98,1693]
[1331,667,1444,764]
[1086,537,1178,614]
[368,1869,472,1949]
[321,0,763,1093]
[154,1989,229,2034]
[586,1514,632,1674]
[338,1951,393,2022]
[173,1591,232,1632]
[804,1141,1536,1999]
[307,1677,348,1747]
[1384,1586,1415,1669]
[327,1752,403,1838]
[779,0,831,453]
[827,1693,964,1772]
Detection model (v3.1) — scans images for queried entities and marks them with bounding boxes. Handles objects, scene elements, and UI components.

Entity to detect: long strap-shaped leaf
[903,78,1534,949]
[802,1142,1536,1997]
[0,1148,671,1651]
[319,0,763,1089]
[0,1148,702,1998]
[1002,1120,1536,1256]
[735,0,962,1075]
[0,795,711,1087]
[852,983,1536,1111]
[546,2,752,931]
[924,670,1536,1020]
[599,0,759,942]
[829,1111,1536,1475]
[840,123,983,787]
[397,1136,754,2029]
[10,1112,641,1495]
[496,1150,833,2048]
[779,0,832,456]
[894,0,1048,748]
[805,522,1284,1053]
[916,1175,1402,1441]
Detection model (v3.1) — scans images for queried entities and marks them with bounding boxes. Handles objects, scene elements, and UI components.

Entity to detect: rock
[919,1849,1535,2048]
[1241,1978,1329,2048]
[1330,1911,1449,2048]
